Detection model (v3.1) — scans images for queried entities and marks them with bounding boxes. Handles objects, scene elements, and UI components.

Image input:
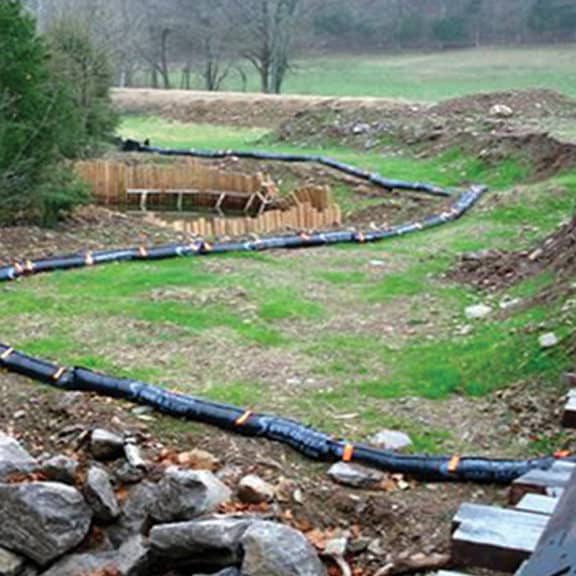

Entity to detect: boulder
[151,468,231,523]
[84,466,121,523]
[150,517,251,565]
[0,547,26,576]
[40,456,78,485]
[0,435,37,480]
[90,429,125,460]
[327,462,385,489]
[106,481,158,547]
[0,482,92,566]
[40,535,149,576]
[195,570,241,576]
[238,475,275,504]
[241,521,326,576]
[368,430,413,452]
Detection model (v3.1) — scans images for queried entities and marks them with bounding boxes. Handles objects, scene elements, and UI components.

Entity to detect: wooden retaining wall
[144,203,342,238]
[75,160,267,205]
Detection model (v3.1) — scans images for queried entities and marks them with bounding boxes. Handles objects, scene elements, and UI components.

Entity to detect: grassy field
[133,46,576,100]
[1,116,573,457]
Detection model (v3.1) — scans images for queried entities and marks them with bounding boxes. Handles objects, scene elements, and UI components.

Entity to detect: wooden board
[519,467,576,576]
[510,462,574,505]
[452,504,548,573]
[515,494,558,516]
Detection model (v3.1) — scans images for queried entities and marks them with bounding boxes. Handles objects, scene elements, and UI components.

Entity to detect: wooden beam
[518,467,576,576]
[510,462,574,505]
[452,504,548,573]
[515,494,558,516]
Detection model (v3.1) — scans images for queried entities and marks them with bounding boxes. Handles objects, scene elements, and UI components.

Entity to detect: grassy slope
[133,46,576,100]
[1,120,574,456]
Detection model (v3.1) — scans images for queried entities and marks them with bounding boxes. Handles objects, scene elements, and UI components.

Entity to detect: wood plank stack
[450,461,575,574]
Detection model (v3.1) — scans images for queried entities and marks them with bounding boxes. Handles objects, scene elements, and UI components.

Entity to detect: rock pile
[0,431,326,576]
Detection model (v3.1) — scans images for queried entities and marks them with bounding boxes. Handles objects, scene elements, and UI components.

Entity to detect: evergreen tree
[0,0,116,224]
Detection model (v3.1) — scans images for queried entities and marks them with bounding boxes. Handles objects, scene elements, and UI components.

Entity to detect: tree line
[24,0,576,95]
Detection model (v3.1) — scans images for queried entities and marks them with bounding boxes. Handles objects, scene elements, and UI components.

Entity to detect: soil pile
[452,213,576,292]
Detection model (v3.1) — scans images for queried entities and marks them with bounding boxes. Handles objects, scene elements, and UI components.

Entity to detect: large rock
[84,466,121,523]
[241,521,326,576]
[106,481,159,547]
[0,482,92,566]
[151,468,231,523]
[150,517,251,566]
[41,535,149,576]
[0,435,37,480]
[195,570,241,576]
[0,547,26,576]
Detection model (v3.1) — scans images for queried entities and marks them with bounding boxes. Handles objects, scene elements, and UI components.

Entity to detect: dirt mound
[451,213,576,292]
[113,88,413,129]
[431,89,576,119]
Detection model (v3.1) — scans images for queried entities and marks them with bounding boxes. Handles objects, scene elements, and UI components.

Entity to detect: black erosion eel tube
[0,143,569,484]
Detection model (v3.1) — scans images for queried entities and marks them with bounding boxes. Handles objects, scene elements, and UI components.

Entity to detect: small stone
[539,332,560,349]
[0,547,26,576]
[151,468,231,523]
[327,462,384,489]
[369,260,386,267]
[324,537,348,557]
[369,430,413,452]
[90,429,124,460]
[238,474,275,504]
[114,462,146,485]
[489,104,514,118]
[176,449,220,471]
[41,455,78,484]
[0,434,37,480]
[465,304,492,320]
[84,466,121,523]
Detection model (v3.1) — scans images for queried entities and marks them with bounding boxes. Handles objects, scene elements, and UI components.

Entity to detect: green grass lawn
[132,46,576,101]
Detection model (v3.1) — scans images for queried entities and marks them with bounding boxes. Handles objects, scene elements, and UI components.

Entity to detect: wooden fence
[75,160,268,206]
[144,203,342,238]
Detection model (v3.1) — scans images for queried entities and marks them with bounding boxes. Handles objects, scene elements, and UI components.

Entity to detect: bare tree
[231,0,307,94]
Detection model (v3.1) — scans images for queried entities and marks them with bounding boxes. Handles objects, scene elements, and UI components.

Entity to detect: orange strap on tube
[0,348,14,361]
[342,444,354,463]
[448,455,461,473]
[235,410,253,426]
[52,367,66,382]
